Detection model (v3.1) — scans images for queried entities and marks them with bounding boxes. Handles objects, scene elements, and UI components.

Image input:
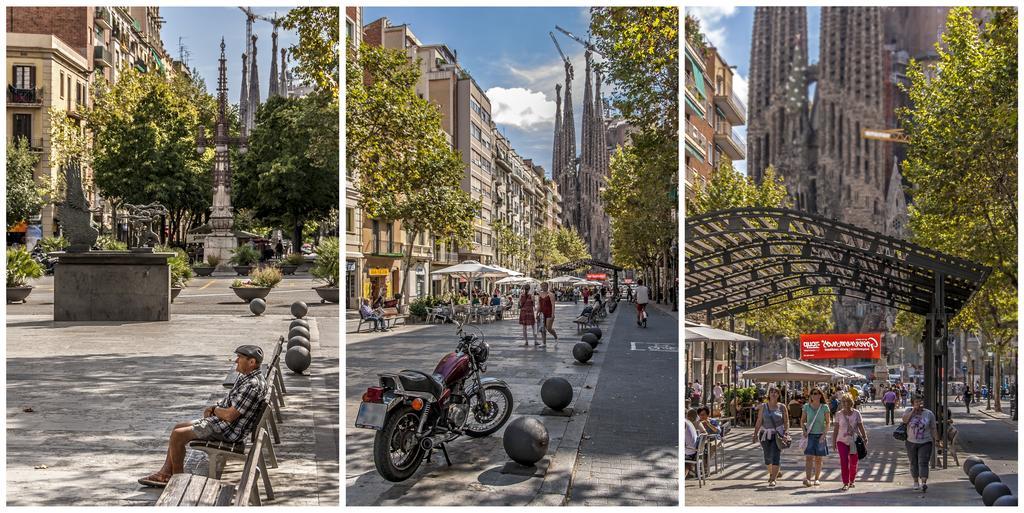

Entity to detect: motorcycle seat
[398,370,443,397]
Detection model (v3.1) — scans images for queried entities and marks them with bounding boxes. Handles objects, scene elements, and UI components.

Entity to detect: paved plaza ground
[344,300,679,506]
[685,399,1017,506]
[6,273,340,506]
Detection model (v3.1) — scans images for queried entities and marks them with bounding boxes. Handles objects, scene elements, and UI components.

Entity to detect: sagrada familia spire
[237,29,289,137]
[747,7,899,333]
[551,47,611,262]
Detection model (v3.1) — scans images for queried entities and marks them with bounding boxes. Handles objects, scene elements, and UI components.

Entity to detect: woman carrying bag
[752,386,790,487]
[800,388,831,487]
[831,393,868,491]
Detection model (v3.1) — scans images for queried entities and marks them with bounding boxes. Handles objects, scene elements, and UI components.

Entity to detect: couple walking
[518,282,557,346]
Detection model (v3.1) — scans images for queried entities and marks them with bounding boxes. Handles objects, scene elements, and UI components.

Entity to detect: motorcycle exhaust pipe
[419,437,436,451]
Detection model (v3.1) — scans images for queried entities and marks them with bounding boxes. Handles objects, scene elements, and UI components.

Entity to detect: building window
[12,114,32,143]
[60,71,65,98]
[345,207,355,233]
[12,65,35,89]
[372,220,380,253]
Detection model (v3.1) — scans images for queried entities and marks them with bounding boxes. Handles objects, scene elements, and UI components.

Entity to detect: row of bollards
[964,456,1016,506]
[503,327,605,466]
[286,301,311,374]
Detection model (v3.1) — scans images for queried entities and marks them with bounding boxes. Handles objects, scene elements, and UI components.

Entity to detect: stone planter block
[54,251,172,321]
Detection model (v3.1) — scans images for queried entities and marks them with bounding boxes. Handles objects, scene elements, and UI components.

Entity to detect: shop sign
[346,261,356,272]
[800,333,882,360]
[368,267,389,276]
[586,273,607,281]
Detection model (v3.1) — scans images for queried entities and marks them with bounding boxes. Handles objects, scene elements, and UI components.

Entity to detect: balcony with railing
[434,250,461,265]
[685,73,709,117]
[411,244,433,259]
[685,122,709,159]
[95,7,112,29]
[714,87,746,125]
[7,86,43,106]
[10,136,44,153]
[363,239,404,257]
[94,44,113,67]
[713,124,746,161]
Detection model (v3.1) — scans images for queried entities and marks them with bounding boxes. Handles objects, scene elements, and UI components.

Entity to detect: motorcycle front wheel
[465,384,514,437]
[373,404,426,482]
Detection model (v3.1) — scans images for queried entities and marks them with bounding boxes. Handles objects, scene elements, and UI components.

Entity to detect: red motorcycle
[355,322,514,482]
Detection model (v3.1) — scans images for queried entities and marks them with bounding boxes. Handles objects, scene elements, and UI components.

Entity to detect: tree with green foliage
[234,92,339,255]
[283,7,340,102]
[592,7,679,300]
[347,41,478,307]
[555,227,591,263]
[495,221,529,273]
[687,161,834,336]
[900,7,1017,409]
[531,228,564,275]
[85,68,215,244]
[6,137,45,229]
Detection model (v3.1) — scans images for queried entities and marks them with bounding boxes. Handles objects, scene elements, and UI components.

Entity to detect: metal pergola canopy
[685,208,990,320]
[551,259,624,272]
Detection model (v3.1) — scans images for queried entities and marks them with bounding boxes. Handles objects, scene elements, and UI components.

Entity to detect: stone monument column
[199,38,247,269]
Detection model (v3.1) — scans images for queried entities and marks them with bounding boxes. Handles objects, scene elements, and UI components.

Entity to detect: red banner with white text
[800,333,882,360]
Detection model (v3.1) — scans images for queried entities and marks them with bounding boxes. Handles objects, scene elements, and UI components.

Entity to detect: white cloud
[486,87,556,129]
[688,6,737,52]
[733,72,748,109]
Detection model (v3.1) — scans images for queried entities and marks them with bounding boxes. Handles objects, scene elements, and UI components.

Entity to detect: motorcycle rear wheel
[373,404,425,482]
[465,384,514,438]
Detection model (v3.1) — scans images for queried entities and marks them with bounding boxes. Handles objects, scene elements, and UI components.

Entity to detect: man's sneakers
[912,482,921,491]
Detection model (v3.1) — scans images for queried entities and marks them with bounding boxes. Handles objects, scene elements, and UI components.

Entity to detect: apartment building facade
[6,6,173,240]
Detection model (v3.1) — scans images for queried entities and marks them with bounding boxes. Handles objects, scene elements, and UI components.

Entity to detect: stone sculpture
[124,202,169,250]
[57,163,98,252]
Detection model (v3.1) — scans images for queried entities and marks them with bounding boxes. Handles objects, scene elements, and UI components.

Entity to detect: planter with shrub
[277,252,305,276]
[229,245,260,276]
[158,245,193,302]
[7,246,43,303]
[230,266,283,302]
[310,237,339,303]
[193,254,220,277]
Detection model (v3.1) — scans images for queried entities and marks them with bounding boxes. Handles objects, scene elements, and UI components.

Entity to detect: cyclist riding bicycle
[634,279,650,327]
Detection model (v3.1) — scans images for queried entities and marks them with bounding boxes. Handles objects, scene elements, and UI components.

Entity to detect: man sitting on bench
[138,345,269,488]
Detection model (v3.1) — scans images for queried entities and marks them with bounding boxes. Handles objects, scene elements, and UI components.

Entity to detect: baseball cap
[234,344,264,364]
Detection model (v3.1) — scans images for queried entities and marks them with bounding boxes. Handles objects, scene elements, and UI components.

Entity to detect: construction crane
[555,25,601,57]
[238,7,257,68]
[861,128,910,144]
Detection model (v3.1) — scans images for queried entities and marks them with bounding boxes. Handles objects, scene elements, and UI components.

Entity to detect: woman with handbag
[902,395,940,492]
[800,388,831,487]
[752,386,790,487]
[831,393,868,491]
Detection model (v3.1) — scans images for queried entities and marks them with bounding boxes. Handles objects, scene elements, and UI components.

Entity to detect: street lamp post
[987,350,994,411]
[783,336,791,359]
[742,345,750,386]
[898,347,906,382]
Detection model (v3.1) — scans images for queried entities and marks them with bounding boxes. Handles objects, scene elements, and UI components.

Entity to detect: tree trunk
[994,350,1002,412]
[399,229,417,313]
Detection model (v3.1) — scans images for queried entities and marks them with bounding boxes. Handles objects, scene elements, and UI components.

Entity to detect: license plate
[355,401,386,430]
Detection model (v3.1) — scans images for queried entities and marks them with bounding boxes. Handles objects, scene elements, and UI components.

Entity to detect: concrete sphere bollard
[581,332,599,348]
[288,336,311,351]
[963,456,985,475]
[974,471,1000,494]
[291,301,308,319]
[969,464,992,483]
[249,298,266,316]
[288,326,311,341]
[502,416,549,466]
[540,377,573,410]
[993,495,1018,506]
[285,346,311,374]
[289,319,310,331]
[983,482,1013,506]
[586,327,602,340]
[572,342,593,363]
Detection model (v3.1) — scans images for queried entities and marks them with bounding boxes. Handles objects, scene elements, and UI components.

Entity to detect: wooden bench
[223,337,286,393]
[157,427,269,506]
[573,306,600,331]
[381,307,408,328]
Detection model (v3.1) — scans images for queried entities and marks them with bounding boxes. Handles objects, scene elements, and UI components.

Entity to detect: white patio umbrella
[684,321,758,343]
[431,260,511,291]
[495,276,536,285]
[547,275,583,284]
[837,368,867,380]
[489,265,523,277]
[572,280,604,287]
[803,361,845,382]
[741,358,837,382]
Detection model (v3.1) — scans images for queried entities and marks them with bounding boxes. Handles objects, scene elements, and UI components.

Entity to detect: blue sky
[688,7,822,175]
[364,7,594,176]
[161,7,299,101]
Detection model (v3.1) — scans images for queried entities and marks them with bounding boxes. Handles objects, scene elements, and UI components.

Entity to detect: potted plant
[158,246,193,302]
[310,237,339,303]
[7,246,44,303]
[230,265,282,302]
[193,254,220,277]
[229,245,260,276]
[277,252,305,276]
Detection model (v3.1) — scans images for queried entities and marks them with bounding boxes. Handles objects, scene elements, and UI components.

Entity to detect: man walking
[882,385,898,425]
[964,385,973,414]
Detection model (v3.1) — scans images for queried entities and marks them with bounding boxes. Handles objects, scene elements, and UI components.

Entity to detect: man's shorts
[191,418,228,441]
